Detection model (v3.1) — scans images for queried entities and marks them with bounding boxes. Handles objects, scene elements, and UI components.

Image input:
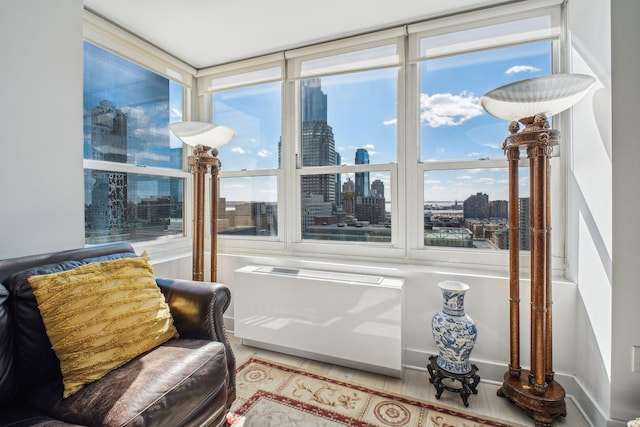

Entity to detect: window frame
[405,1,565,272]
[285,32,406,259]
[197,55,287,253]
[83,10,194,258]
[84,0,571,273]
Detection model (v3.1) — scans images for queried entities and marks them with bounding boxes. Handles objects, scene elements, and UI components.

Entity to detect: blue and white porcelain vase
[432,280,477,374]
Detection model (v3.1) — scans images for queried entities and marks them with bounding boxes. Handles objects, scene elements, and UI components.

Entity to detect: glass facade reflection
[83,42,184,244]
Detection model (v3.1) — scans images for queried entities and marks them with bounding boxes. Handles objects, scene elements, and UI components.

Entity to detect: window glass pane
[302,171,391,242]
[219,176,278,236]
[84,170,184,244]
[301,69,398,168]
[423,167,529,250]
[83,42,183,168]
[420,42,551,162]
[212,82,282,171]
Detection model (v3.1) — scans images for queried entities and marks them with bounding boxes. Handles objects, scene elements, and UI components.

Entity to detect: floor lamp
[479,74,594,426]
[170,121,236,282]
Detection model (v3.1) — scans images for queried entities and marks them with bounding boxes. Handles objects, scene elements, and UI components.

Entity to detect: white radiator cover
[234,265,404,377]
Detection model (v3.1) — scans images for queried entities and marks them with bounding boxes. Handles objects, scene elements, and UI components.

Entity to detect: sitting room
[1,0,638,426]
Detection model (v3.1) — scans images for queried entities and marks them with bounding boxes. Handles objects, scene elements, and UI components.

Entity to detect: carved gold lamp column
[170,121,236,282]
[480,74,594,427]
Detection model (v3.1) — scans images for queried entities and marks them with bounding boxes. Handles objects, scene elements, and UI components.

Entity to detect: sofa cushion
[4,260,85,395]
[0,407,84,426]
[26,254,178,398]
[0,284,14,404]
[28,339,228,427]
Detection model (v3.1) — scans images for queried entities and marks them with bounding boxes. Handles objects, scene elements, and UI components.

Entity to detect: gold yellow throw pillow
[28,253,178,398]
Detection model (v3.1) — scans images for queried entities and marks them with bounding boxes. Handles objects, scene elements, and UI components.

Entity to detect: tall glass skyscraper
[301,78,336,202]
[301,79,327,122]
[300,78,337,234]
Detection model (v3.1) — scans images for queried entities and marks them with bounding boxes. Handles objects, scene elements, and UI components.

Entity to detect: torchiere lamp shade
[479,74,595,121]
[170,121,236,148]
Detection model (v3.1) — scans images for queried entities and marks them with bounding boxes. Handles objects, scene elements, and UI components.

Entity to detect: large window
[201,61,283,239]
[143,2,563,269]
[298,68,398,243]
[83,42,187,244]
[418,42,551,251]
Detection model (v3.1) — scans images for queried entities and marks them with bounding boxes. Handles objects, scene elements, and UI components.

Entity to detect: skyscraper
[301,79,327,122]
[89,100,128,237]
[300,79,337,232]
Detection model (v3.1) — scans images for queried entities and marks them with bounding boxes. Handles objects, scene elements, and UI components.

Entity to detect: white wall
[0,0,85,259]
[610,0,640,423]
[567,0,640,425]
[566,0,614,422]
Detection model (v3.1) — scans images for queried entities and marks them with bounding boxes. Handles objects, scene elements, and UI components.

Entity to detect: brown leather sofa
[0,243,235,427]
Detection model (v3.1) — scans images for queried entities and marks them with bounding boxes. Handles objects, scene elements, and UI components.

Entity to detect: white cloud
[420,91,484,128]
[505,65,541,75]
[257,149,270,157]
[476,177,495,184]
[231,147,246,154]
[383,119,397,126]
[363,144,375,151]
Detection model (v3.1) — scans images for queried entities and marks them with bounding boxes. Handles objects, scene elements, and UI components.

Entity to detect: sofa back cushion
[0,284,14,403]
[2,251,137,401]
[4,261,84,393]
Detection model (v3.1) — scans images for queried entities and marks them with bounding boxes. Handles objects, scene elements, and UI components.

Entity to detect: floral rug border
[229,357,524,427]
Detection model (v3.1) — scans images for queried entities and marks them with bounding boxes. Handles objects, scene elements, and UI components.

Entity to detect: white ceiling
[83,0,512,69]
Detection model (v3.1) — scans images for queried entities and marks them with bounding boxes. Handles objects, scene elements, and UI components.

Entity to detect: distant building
[302,194,333,235]
[355,148,370,199]
[519,197,531,250]
[424,228,474,248]
[371,179,384,198]
[490,199,508,218]
[89,101,128,238]
[305,223,391,242]
[464,192,489,219]
[219,201,277,236]
[358,196,386,225]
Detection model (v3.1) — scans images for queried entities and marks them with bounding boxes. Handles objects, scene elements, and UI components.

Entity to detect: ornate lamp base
[427,355,480,407]
[497,370,567,426]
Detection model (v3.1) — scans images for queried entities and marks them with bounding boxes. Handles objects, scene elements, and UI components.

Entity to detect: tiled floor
[228,334,591,427]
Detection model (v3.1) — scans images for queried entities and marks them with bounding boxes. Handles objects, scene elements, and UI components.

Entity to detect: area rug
[227,357,525,427]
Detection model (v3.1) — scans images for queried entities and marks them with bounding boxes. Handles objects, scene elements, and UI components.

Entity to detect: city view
[83,39,549,250]
[215,75,533,249]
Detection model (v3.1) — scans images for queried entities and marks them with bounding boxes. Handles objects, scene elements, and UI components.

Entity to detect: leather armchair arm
[155,278,236,404]
[156,278,231,342]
